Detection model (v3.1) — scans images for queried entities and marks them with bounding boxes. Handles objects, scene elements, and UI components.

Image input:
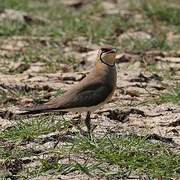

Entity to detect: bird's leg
[85,111,91,136]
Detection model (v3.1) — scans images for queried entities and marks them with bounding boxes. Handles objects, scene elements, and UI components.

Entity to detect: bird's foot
[79,124,97,140]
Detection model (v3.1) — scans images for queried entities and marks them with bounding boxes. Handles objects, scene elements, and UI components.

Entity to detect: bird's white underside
[54,102,104,113]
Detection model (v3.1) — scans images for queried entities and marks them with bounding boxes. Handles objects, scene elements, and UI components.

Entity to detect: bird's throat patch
[100,53,115,67]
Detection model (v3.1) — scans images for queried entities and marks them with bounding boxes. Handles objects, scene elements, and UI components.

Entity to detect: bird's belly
[63,103,103,113]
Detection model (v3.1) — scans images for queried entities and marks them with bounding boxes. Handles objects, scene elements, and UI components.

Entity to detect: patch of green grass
[0,145,35,159]
[39,156,102,177]
[120,34,170,52]
[0,21,29,36]
[134,83,180,106]
[0,85,33,106]
[0,0,137,44]
[49,10,127,44]
[0,0,28,11]
[1,119,180,179]
[0,116,70,142]
[0,38,64,74]
[141,0,180,26]
[73,133,180,178]
[157,83,180,104]
[36,133,180,178]
[0,115,72,179]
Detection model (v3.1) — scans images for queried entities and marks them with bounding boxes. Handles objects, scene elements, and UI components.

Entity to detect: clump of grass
[1,119,180,178]
[141,0,180,26]
[0,116,70,143]
[69,133,180,178]
[134,83,180,106]
[157,83,180,104]
[0,0,28,11]
[120,34,170,52]
[0,21,28,36]
[0,85,33,106]
[0,0,136,43]
[36,133,180,178]
[0,115,72,179]
[0,145,35,159]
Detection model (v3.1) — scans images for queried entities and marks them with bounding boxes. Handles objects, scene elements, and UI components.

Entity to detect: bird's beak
[106,48,117,54]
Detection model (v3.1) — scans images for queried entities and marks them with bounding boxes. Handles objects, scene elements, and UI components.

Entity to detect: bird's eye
[101,48,109,53]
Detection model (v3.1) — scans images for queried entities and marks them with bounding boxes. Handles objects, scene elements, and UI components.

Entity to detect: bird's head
[98,46,117,67]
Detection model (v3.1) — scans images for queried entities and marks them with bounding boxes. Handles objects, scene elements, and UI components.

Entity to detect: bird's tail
[18,104,56,115]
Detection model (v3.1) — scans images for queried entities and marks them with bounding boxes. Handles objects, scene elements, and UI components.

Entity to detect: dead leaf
[168,119,180,127]
[125,90,140,97]
[115,53,139,63]
[0,110,14,120]
[114,27,124,36]
[146,134,174,144]
[107,108,146,122]
[130,73,163,83]
[61,73,86,82]
[20,97,33,105]
[9,63,30,74]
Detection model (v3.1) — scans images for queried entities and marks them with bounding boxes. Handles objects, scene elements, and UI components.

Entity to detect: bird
[19,46,117,134]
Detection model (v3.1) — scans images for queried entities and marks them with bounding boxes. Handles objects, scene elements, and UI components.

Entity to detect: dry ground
[0,0,180,179]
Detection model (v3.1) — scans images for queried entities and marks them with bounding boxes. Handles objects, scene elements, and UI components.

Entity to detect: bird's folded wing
[56,82,113,110]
